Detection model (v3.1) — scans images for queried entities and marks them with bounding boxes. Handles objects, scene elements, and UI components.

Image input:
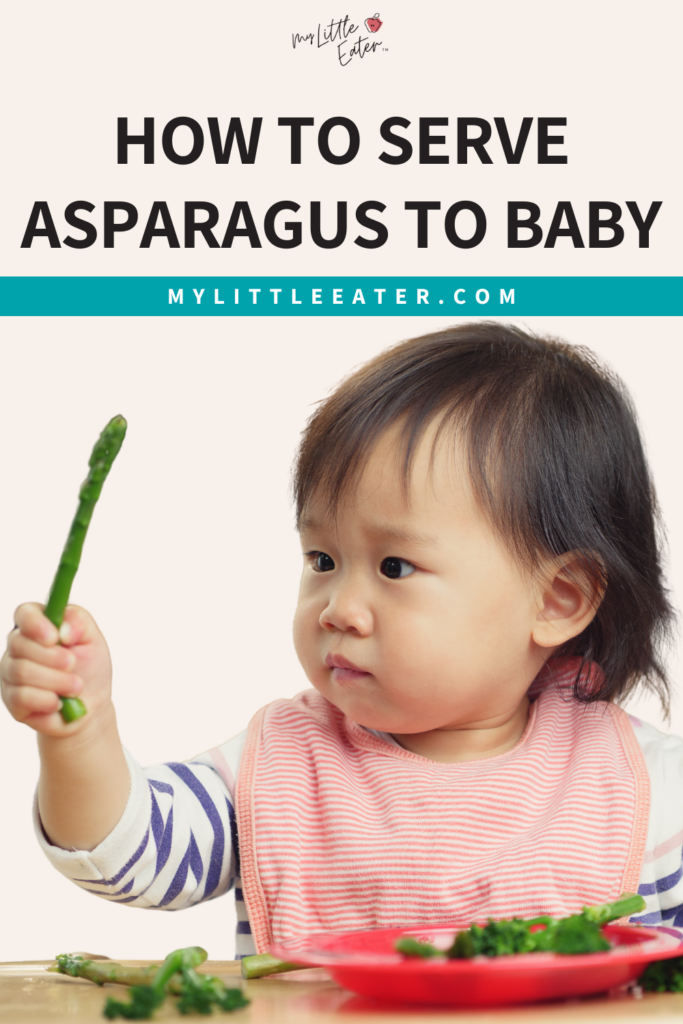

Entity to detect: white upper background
[0,1,681,963]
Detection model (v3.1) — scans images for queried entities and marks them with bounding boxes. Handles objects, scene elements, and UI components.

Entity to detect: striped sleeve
[34,743,241,914]
[630,715,683,935]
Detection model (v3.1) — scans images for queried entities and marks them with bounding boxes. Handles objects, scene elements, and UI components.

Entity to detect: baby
[2,321,681,957]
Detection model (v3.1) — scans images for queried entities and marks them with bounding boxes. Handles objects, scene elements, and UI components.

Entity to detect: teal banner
[0,277,680,316]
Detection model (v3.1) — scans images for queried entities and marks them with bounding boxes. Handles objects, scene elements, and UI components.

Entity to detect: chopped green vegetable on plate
[395,892,646,959]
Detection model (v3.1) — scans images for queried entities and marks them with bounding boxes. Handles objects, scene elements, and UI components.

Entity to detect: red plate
[271,924,683,1006]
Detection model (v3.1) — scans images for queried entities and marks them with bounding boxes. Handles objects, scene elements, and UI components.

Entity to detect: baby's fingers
[11,603,59,647]
[8,631,76,672]
[2,656,83,699]
[57,605,104,649]
[3,682,63,722]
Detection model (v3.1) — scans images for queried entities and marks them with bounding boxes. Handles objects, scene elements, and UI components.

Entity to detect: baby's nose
[319,581,373,637]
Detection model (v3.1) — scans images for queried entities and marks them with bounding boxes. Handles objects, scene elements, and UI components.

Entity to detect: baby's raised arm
[2,602,243,937]
[0,602,129,850]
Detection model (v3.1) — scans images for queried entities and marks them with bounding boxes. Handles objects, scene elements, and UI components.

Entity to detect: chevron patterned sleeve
[34,745,239,913]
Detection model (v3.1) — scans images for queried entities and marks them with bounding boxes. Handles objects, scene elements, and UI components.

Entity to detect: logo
[291,14,386,67]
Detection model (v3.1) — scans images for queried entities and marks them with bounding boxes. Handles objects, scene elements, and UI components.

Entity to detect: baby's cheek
[291,609,307,662]
[292,602,320,677]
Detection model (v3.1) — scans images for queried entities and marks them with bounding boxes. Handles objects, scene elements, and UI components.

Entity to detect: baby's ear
[531,553,605,649]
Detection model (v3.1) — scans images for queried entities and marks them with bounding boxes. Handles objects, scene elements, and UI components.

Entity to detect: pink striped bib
[235,658,649,952]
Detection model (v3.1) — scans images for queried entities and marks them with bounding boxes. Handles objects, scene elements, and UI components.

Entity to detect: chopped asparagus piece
[240,954,306,979]
[394,937,441,959]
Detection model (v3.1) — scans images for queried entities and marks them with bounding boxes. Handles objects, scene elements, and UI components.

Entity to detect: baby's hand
[0,603,113,737]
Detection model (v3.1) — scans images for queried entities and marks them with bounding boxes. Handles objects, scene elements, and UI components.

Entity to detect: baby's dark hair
[293,322,675,711]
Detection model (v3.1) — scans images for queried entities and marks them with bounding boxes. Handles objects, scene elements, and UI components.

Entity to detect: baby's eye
[312,552,335,572]
[380,557,416,579]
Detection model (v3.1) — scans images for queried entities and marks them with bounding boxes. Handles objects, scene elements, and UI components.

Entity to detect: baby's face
[293,423,551,737]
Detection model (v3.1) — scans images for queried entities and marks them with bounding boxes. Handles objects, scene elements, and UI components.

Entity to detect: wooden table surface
[2,959,683,1023]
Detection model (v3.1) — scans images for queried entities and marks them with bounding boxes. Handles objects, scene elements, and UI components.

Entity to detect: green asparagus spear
[44,415,127,723]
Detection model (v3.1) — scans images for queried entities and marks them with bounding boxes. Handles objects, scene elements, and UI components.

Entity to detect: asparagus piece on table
[51,953,159,988]
[102,946,206,1019]
[52,946,249,1019]
[43,415,127,723]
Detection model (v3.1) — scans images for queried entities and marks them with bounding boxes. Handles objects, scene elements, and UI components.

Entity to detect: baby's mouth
[325,652,371,683]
